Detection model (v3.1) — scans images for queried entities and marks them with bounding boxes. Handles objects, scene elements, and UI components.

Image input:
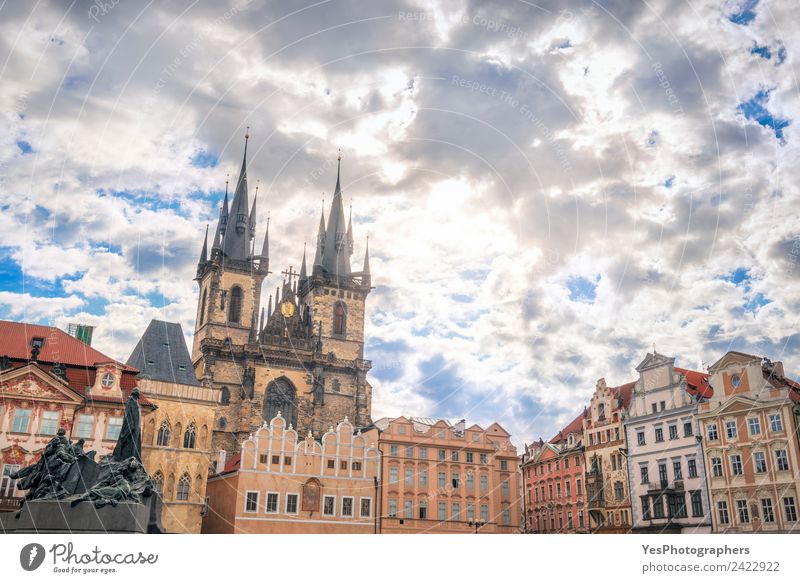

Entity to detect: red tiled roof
[675,367,712,399]
[0,320,135,370]
[613,381,636,408]
[223,453,241,473]
[549,411,584,444]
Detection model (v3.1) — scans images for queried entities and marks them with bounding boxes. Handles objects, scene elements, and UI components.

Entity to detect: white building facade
[624,352,713,533]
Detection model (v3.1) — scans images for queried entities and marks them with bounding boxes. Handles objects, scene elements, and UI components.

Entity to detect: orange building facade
[202,413,381,533]
[698,351,800,533]
[375,417,521,534]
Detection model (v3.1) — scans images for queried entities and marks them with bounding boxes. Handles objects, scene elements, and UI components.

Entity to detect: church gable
[709,351,759,373]
[0,365,82,403]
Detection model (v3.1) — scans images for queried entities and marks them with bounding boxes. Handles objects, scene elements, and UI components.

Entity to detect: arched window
[218,417,227,429]
[183,423,197,449]
[152,471,164,495]
[199,288,207,325]
[228,286,242,323]
[333,302,346,336]
[263,378,297,429]
[176,473,191,501]
[157,421,171,447]
[220,386,230,405]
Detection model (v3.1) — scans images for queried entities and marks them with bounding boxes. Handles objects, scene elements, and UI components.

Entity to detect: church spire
[299,242,308,281]
[199,225,209,263]
[249,180,259,242]
[222,129,251,260]
[211,178,229,254]
[312,198,326,272]
[321,152,351,277]
[362,236,371,287]
[346,202,354,256]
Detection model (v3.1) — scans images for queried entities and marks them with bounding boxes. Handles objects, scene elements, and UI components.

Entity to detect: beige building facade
[698,351,800,533]
[202,413,380,533]
[375,417,521,534]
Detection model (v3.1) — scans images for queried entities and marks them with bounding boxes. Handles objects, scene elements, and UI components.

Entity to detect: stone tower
[192,141,373,455]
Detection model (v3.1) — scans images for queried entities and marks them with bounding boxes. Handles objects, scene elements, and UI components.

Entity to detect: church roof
[126,320,200,386]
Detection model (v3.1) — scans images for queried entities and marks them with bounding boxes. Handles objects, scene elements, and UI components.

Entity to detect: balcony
[0,496,23,512]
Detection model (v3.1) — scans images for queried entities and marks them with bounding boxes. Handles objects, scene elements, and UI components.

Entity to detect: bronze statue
[111,388,142,462]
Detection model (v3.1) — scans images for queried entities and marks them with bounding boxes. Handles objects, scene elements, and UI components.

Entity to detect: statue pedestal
[0,500,151,534]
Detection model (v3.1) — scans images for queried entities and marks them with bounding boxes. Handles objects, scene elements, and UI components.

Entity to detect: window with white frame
[419,447,428,460]
[761,498,774,523]
[783,497,797,522]
[390,445,398,456]
[341,497,354,517]
[730,454,743,476]
[769,414,783,433]
[106,416,123,440]
[707,423,718,440]
[725,421,737,439]
[360,497,372,518]
[501,479,509,497]
[753,451,767,473]
[480,474,488,492]
[265,492,279,513]
[717,500,729,524]
[405,446,414,458]
[322,495,335,516]
[419,469,428,487]
[480,503,489,523]
[76,414,94,438]
[775,449,789,471]
[11,408,31,433]
[286,493,299,514]
[451,502,461,521]
[502,507,511,526]
[404,499,413,519]
[466,503,475,522]
[404,468,413,485]
[245,491,259,513]
[1,464,21,497]
[418,499,427,519]
[736,499,750,523]
[438,501,446,521]
[388,498,398,517]
[389,467,399,484]
[747,417,761,435]
[39,411,59,435]
[711,457,723,478]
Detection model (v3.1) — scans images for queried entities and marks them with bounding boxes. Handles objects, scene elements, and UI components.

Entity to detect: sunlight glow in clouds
[0,0,798,444]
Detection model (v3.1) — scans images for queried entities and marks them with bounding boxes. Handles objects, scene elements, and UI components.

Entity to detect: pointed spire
[299,242,308,282]
[362,236,371,287]
[346,201,354,256]
[259,306,265,331]
[313,198,326,270]
[199,225,209,264]
[267,294,272,318]
[211,179,229,253]
[259,212,270,273]
[249,180,259,241]
[220,177,230,235]
[321,152,351,277]
[222,129,251,260]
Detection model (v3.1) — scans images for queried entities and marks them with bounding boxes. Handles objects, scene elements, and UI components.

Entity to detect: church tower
[192,142,373,456]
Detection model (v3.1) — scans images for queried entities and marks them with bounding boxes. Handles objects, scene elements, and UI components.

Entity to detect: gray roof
[126,320,200,386]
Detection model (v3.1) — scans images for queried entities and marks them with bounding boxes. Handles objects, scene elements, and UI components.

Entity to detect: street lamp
[468,519,486,534]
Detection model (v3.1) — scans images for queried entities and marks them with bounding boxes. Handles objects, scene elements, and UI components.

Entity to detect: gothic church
[191,132,373,455]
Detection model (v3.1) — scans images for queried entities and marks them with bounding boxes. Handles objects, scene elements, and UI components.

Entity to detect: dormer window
[597,404,605,420]
[101,373,115,388]
[146,360,155,366]
[31,337,45,349]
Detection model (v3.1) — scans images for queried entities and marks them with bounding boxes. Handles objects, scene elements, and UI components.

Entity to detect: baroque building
[191,133,373,455]
[0,320,155,511]
[127,319,220,534]
[697,351,800,533]
[624,352,713,533]
[373,417,521,534]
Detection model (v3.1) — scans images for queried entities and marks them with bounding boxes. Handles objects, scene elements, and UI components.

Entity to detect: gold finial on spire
[245,125,250,140]
[337,148,342,161]
[255,179,260,196]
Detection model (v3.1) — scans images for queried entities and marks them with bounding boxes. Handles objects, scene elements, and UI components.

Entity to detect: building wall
[138,377,219,534]
[523,440,587,533]
[583,379,632,533]
[376,418,521,534]
[698,353,800,533]
[625,355,712,533]
[202,414,380,534]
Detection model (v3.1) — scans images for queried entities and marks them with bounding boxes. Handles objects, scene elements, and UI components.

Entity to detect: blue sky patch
[17,140,32,154]
[567,275,599,303]
[729,0,758,24]
[751,44,771,59]
[738,89,790,140]
[663,175,675,188]
[191,151,219,168]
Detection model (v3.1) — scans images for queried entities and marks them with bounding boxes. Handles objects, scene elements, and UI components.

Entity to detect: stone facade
[698,351,800,533]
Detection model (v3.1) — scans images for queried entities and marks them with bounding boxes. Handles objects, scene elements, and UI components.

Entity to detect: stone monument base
[0,500,152,534]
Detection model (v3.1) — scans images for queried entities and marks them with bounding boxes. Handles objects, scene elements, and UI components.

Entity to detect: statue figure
[111,388,142,462]
[70,458,154,509]
[11,429,76,502]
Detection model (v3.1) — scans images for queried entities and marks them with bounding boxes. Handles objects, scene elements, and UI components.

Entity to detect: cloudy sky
[1,0,798,445]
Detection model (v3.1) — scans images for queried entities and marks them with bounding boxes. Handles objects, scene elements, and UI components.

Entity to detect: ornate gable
[635,352,675,372]
[709,351,760,373]
[0,365,83,403]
